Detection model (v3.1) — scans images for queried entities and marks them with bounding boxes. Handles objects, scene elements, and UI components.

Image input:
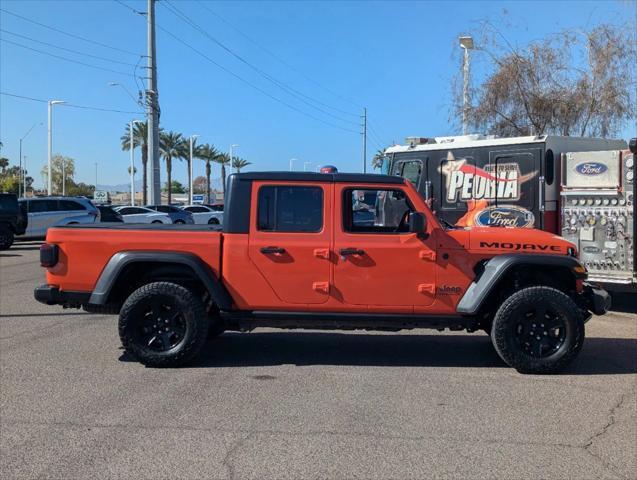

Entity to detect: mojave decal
[439,151,538,202]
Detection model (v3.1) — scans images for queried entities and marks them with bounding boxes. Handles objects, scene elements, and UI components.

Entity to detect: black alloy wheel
[513,306,567,358]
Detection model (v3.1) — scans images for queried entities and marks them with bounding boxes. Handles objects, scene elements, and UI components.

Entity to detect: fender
[88,251,233,310]
[456,254,586,315]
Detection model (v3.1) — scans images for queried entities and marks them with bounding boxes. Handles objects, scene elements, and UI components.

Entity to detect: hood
[467,227,576,256]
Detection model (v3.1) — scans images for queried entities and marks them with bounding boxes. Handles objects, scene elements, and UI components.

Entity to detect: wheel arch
[89,251,233,310]
[457,254,584,316]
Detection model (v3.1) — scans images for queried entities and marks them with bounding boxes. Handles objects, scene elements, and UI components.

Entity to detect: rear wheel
[208,218,220,225]
[491,286,584,374]
[118,282,209,367]
[174,219,185,224]
[0,226,14,250]
[151,220,163,224]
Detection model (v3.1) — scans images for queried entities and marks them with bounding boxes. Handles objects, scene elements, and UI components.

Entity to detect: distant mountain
[96,179,143,193]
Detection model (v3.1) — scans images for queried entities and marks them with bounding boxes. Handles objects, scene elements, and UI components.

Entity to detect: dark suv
[0,193,27,250]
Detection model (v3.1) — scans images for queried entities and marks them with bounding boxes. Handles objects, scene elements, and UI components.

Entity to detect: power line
[155,24,359,134]
[1,91,145,114]
[1,38,137,78]
[113,0,145,16]
[0,7,143,57]
[195,0,362,112]
[161,0,359,126]
[0,29,138,66]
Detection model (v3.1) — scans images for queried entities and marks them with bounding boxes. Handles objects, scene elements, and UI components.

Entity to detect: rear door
[28,199,59,236]
[248,181,332,304]
[58,199,89,222]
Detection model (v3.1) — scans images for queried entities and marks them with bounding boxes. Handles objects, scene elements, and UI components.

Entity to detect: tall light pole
[303,161,312,171]
[189,134,199,204]
[147,0,161,205]
[289,158,298,171]
[129,120,143,205]
[48,100,66,195]
[95,162,98,189]
[459,36,474,136]
[19,122,41,198]
[229,143,239,173]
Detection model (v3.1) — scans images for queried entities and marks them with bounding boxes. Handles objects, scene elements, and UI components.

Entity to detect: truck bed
[44,225,223,293]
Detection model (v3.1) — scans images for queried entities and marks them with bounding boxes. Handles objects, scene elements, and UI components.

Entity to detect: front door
[332,184,437,310]
[248,182,332,304]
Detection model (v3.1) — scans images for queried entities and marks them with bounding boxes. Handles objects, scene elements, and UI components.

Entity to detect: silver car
[181,204,224,225]
[18,197,100,238]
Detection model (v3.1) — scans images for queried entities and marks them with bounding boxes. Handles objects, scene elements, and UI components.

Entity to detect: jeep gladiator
[35,172,610,373]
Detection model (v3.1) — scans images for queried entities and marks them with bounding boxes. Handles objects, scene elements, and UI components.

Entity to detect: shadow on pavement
[609,292,637,314]
[119,332,637,374]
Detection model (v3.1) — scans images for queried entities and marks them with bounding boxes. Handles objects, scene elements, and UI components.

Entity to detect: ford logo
[582,246,601,254]
[474,206,535,228]
[575,162,608,175]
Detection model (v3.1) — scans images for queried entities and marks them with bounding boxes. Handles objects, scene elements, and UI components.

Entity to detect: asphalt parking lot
[1,242,636,479]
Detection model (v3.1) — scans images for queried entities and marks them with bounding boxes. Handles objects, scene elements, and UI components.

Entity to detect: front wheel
[151,220,163,224]
[491,286,584,374]
[208,218,220,225]
[0,227,14,250]
[174,219,185,224]
[118,282,209,367]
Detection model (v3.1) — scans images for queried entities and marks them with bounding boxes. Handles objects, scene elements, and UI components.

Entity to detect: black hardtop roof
[232,171,405,185]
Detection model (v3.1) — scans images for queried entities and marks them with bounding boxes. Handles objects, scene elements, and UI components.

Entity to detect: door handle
[260,246,286,254]
[340,248,365,257]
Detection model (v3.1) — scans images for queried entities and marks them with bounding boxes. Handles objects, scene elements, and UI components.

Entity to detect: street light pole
[95,162,98,189]
[189,134,198,204]
[62,157,66,196]
[129,120,142,206]
[230,144,239,173]
[303,161,312,171]
[289,158,298,171]
[47,100,66,195]
[459,36,474,136]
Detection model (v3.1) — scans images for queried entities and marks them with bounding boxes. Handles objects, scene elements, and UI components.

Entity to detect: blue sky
[0,0,634,188]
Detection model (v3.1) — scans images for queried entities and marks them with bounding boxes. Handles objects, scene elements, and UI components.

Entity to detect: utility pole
[362,107,367,174]
[62,157,66,196]
[147,0,161,204]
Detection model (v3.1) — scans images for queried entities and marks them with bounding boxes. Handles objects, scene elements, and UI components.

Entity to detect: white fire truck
[383,134,635,290]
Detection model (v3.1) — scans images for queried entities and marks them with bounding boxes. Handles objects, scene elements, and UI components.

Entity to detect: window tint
[98,207,120,221]
[187,206,208,213]
[257,186,323,232]
[545,149,554,185]
[400,161,422,187]
[0,195,18,212]
[118,207,141,215]
[59,200,85,211]
[343,188,413,233]
[29,200,58,213]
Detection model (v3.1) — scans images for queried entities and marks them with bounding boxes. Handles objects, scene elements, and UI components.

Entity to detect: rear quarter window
[257,185,323,232]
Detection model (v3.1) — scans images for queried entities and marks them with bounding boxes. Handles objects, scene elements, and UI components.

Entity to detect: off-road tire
[491,286,584,374]
[118,282,209,367]
[0,226,14,250]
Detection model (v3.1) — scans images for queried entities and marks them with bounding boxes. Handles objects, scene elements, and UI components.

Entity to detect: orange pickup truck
[35,172,610,373]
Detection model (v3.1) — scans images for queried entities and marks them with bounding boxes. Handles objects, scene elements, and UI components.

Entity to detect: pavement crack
[221,431,253,480]
[582,389,634,479]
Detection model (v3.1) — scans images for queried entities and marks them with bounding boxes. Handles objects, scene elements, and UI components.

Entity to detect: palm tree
[197,143,219,204]
[232,157,251,173]
[121,122,150,204]
[159,131,187,205]
[371,149,387,171]
[215,152,231,198]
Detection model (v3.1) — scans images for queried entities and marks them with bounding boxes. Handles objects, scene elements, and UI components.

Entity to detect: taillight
[40,243,59,267]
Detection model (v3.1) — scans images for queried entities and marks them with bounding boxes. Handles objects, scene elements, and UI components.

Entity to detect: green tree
[371,150,386,171]
[159,131,187,205]
[163,180,186,194]
[41,155,75,195]
[67,181,95,197]
[197,143,220,204]
[216,152,231,198]
[121,121,150,204]
[0,157,9,174]
[232,157,251,173]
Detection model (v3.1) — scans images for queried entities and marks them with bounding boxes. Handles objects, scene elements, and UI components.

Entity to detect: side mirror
[408,212,428,237]
[629,138,636,155]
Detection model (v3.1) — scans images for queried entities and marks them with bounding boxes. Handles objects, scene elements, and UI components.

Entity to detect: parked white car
[181,205,223,225]
[114,206,173,224]
[18,197,100,238]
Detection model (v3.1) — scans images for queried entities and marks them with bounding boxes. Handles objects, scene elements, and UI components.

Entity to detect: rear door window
[29,200,59,213]
[59,200,86,211]
[257,186,323,232]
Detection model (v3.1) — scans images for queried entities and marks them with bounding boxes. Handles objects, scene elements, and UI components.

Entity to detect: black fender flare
[88,251,233,310]
[456,254,585,315]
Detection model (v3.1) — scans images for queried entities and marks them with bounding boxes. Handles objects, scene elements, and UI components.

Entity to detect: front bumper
[581,282,611,316]
[34,284,90,307]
